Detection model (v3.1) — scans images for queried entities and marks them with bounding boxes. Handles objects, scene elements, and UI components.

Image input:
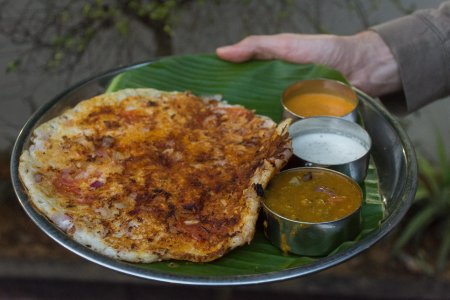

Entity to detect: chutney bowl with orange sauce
[281,79,359,122]
[262,167,362,257]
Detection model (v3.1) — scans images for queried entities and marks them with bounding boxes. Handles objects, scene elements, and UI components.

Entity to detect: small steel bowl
[262,167,363,257]
[289,116,371,183]
[282,79,359,122]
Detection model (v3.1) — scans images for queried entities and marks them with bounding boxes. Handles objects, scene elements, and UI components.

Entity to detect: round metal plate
[10,61,417,286]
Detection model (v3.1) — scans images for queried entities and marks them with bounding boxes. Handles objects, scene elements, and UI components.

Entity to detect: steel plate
[10,61,417,286]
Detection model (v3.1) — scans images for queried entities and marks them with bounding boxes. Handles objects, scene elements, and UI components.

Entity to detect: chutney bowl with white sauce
[288,116,371,183]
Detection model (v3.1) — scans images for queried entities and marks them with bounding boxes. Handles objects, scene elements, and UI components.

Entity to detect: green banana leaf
[106,54,384,277]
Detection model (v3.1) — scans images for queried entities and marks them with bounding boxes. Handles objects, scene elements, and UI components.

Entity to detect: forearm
[372,1,450,113]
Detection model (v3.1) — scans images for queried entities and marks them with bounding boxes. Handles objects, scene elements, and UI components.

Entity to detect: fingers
[215,32,401,98]
[215,44,254,63]
[216,34,294,63]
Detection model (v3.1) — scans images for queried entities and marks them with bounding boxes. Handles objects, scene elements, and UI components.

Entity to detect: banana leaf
[106,54,385,277]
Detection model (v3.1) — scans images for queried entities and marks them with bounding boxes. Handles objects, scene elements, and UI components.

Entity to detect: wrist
[342,31,401,97]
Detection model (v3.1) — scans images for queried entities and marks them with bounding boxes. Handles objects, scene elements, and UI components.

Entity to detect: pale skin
[216,32,402,98]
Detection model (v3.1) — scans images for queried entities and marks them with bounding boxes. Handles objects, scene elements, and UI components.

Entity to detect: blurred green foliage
[5,58,21,73]
[4,0,195,71]
[48,0,188,65]
[394,133,450,274]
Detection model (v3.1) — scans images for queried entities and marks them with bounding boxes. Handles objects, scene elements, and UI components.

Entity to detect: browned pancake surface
[19,89,291,262]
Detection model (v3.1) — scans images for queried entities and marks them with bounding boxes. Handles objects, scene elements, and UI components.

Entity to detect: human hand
[216,32,401,97]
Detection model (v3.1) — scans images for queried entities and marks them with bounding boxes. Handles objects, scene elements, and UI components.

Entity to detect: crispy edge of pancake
[18,88,292,263]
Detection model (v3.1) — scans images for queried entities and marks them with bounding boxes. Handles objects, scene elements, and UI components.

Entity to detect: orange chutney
[263,168,362,223]
[284,92,356,117]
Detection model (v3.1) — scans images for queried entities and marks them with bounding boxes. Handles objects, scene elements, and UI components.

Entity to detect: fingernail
[217,46,231,52]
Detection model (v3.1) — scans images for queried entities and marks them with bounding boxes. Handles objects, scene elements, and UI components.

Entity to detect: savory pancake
[19,88,292,262]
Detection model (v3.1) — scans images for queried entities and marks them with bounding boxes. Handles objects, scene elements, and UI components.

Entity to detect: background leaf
[107,54,347,122]
[106,54,384,277]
